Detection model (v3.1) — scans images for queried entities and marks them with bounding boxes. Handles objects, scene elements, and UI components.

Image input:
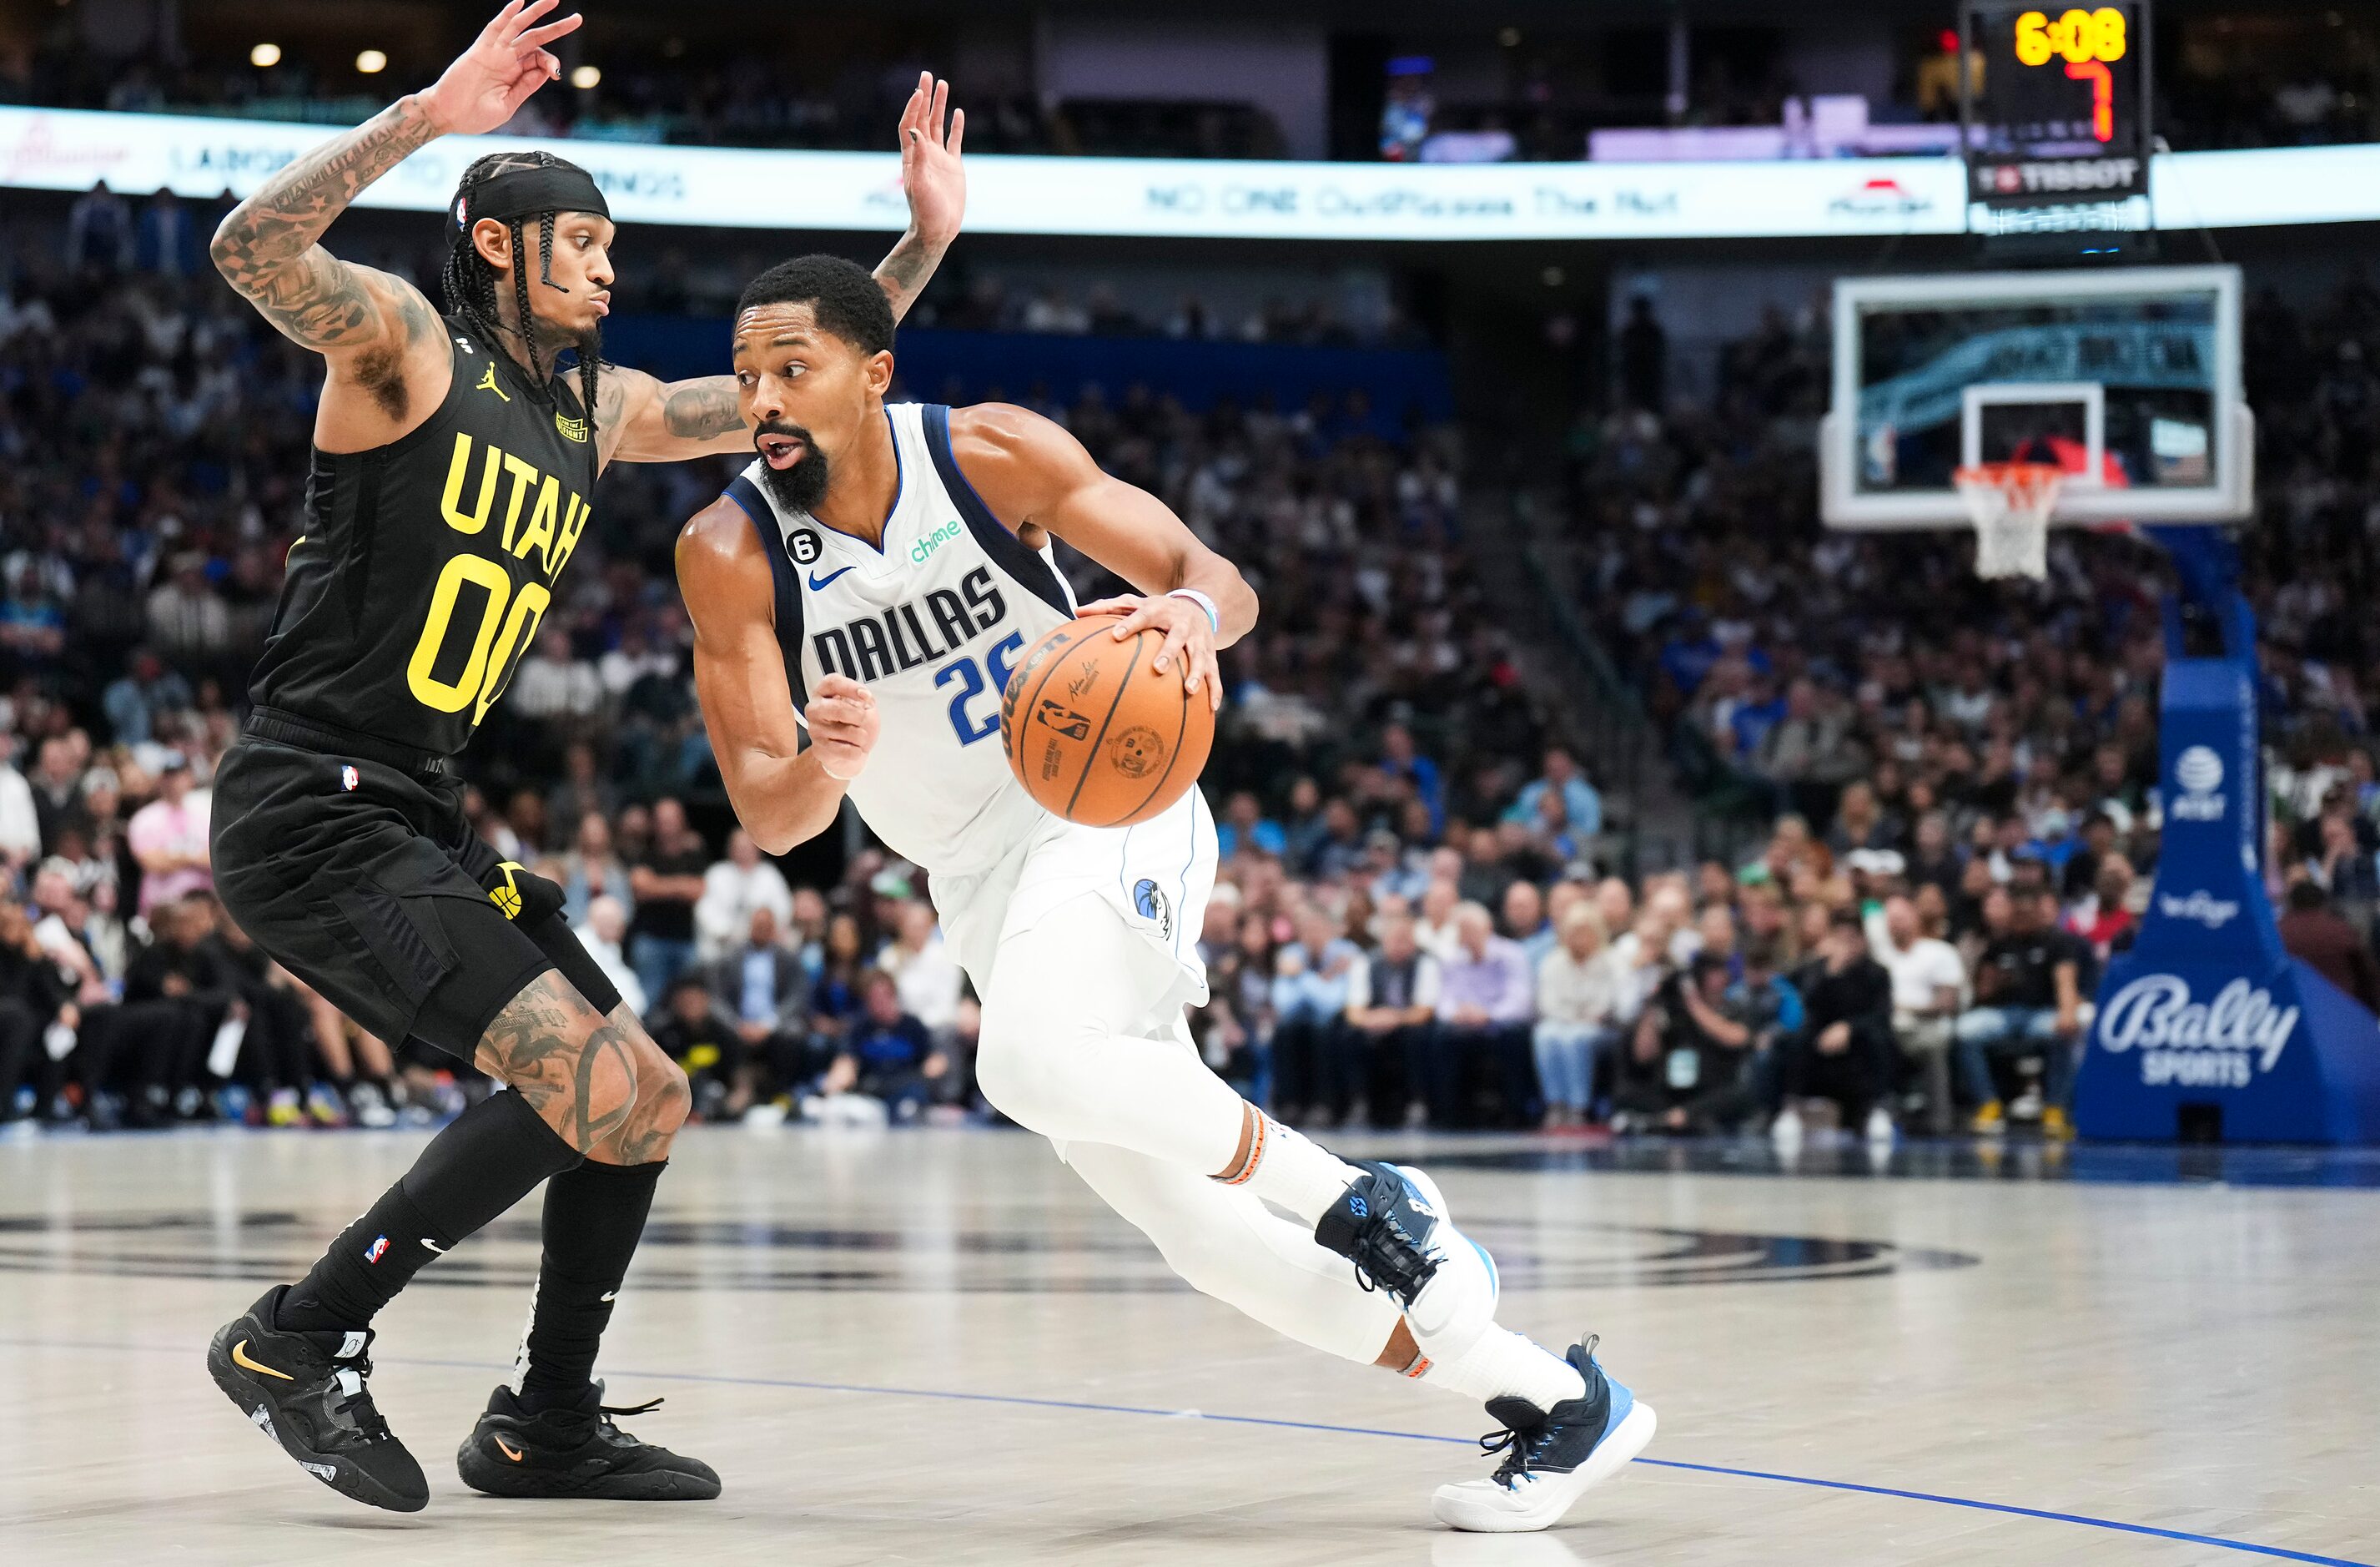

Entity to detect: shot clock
[1960,0,2153,237]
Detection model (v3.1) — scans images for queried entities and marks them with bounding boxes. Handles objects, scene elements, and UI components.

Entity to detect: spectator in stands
[1614,953,1759,1134]
[1216,790,1286,860]
[1502,879,1554,964]
[1874,892,1966,1134]
[1338,909,1438,1130]
[1956,887,2088,1138]
[808,911,873,1055]
[816,970,947,1122]
[1378,723,1446,839]
[1533,905,1623,1128]
[144,552,231,660]
[2279,879,2380,1011]
[100,649,193,749]
[696,828,793,962]
[627,797,709,1004]
[1269,908,1361,1126]
[134,187,202,277]
[28,735,88,851]
[66,180,132,272]
[707,905,808,1117]
[0,742,38,871]
[126,754,209,917]
[883,899,964,1042]
[559,809,634,925]
[650,976,752,1118]
[1507,745,1603,841]
[1772,910,1897,1143]
[0,901,73,1126]
[1427,902,1536,1127]
[574,894,647,1020]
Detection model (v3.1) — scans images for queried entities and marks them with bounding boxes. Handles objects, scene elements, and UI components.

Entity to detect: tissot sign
[2,106,2377,239]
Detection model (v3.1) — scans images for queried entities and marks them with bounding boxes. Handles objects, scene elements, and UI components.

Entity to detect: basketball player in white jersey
[676,255,1654,1530]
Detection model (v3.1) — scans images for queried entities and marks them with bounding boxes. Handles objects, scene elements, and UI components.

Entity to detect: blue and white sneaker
[1313,1161,1499,1353]
[1432,1338,1657,1533]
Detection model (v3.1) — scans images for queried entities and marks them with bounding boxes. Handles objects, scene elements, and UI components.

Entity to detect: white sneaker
[1864,1106,1895,1144]
[1769,1106,1804,1146]
[1432,1338,1657,1533]
[1313,1161,1499,1353]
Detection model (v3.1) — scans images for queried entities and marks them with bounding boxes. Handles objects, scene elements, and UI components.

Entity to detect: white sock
[1414,1328,1587,1413]
[1223,1109,1366,1226]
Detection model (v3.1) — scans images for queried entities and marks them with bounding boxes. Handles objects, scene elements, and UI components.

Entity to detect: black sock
[515,1157,666,1409]
[279,1091,584,1333]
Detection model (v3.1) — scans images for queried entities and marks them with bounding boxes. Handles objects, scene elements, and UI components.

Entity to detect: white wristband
[1167,588,1221,633]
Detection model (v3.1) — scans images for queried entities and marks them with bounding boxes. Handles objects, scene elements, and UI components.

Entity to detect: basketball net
[1952,461,2062,582]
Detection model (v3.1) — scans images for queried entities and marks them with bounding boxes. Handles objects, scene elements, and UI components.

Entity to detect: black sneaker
[457,1383,722,1500]
[1311,1160,1498,1348]
[205,1286,428,1513]
[1430,1338,1658,1532]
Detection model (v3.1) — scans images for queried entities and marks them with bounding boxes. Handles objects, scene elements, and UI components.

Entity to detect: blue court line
[2,1334,2367,1565]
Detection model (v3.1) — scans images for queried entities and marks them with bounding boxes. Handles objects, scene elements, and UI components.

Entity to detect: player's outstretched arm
[678,497,876,854]
[601,73,962,467]
[211,2,581,437]
[949,403,1257,710]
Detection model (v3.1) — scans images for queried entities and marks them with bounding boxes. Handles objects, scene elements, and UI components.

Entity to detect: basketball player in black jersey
[198,3,965,1512]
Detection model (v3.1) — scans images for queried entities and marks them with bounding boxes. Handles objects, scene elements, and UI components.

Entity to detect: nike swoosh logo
[420,1238,447,1254]
[807,567,857,591]
[600,1290,617,1302]
[495,1436,526,1463]
[230,1339,294,1382]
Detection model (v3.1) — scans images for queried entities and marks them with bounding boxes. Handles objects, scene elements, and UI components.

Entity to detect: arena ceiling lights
[1,107,2373,241]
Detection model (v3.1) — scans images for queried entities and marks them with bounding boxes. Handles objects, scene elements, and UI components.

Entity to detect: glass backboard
[1820,265,2252,528]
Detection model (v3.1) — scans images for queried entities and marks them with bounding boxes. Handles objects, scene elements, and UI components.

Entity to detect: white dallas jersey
[723,402,1079,877]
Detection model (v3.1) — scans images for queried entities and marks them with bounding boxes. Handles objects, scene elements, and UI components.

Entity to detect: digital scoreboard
[1961,1,2153,236]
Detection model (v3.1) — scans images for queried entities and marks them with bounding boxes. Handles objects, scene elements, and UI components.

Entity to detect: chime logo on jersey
[810,565,1009,683]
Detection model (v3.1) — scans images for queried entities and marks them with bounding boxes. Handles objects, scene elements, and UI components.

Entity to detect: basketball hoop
[1953,461,2063,581]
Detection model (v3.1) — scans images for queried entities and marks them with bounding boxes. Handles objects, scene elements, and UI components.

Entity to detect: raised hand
[420,0,585,136]
[898,71,967,251]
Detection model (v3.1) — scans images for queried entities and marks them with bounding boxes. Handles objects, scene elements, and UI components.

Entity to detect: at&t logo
[2169,745,2227,822]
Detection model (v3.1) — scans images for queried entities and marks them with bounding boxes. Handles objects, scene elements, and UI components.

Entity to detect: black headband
[448,164,610,247]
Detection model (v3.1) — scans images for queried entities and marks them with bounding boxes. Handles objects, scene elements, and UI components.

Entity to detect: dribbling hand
[808,673,880,782]
[1079,593,1223,713]
[420,2,585,137]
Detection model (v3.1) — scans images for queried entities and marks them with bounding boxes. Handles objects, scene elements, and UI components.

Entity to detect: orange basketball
[999,615,1215,827]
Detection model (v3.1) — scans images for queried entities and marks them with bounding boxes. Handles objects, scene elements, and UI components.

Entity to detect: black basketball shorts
[210,734,617,1060]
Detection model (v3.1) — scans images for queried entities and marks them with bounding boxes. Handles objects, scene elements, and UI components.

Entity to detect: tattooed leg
[474,972,688,1162]
[597,1001,692,1166]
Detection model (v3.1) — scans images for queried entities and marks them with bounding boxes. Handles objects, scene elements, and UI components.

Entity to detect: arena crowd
[6,224,2380,1146]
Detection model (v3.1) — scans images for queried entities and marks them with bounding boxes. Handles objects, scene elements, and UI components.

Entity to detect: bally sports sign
[2096,975,2298,1089]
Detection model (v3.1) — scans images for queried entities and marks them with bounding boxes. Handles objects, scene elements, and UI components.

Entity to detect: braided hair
[440,151,602,431]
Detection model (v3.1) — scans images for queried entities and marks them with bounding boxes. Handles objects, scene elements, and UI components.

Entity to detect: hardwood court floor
[2,1126,2375,1566]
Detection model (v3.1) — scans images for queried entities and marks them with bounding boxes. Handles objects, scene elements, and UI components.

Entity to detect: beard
[755,422,831,513]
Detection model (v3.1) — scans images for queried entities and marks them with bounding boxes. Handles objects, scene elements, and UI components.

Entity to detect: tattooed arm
[596,73,964,469]
[210,2,582,448]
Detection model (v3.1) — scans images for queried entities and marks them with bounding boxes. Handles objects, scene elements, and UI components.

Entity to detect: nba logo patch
[340,765,360,792]
[364,1234,390,1265]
